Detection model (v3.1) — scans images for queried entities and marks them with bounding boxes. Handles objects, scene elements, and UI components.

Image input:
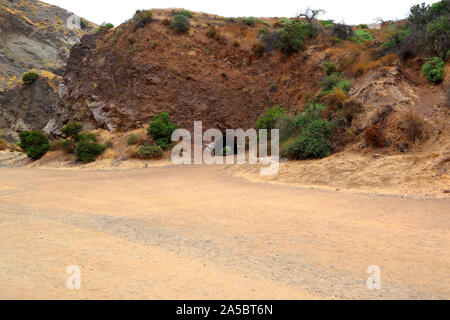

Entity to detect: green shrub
[277,21,317,53]
[75,140,106,163]
[321,20,335,28]
[98,23,114,32]
[241,17,268,26]
[255,106,286,130]
[134,10,153,29]
[352,29,373,44]
[79,132,97,142]
[358,24,369,29]
[22,72,39,84]
[136,145,163,159]
[287,119,333,160]
[295,103,326,128]
[279,18,294,26]
[422,56,445,83]
[62,122,83,142]
[147,112,178,150]
[382,27,410,51]
[323,62,337,75]
[126,134,139,145]
[174,9,193,18]
[334,79,353,93]
[172,15,190,33]
[319,72,343,92]
[275,113,297,142]
[18,131,49,160]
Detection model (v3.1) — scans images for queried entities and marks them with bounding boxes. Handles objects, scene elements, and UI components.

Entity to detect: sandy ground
[0,155,449,299]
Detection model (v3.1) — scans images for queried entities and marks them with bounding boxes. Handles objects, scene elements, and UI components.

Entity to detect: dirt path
[0,164,449,299]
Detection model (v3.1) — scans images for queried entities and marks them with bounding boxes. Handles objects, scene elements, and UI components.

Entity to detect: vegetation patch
[147,112,178,150]
[22,72,39,84]
[18,131,49,160]
[136,145,163,159]
[422,56,445,83]
[134,10,153,30]
[98,23,114,32]
[75,139,106,163]
[172,14,190,33]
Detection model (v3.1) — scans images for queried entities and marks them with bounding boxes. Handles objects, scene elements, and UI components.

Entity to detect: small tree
[147,113,178,150]
[134,10,153,30]
[62,122,83,142]
[75,140,106,163]
[422,56,445,83]
[22,72,39,84]
[172,15,190,33]
[18,131,50,160]
[255,106,286,130]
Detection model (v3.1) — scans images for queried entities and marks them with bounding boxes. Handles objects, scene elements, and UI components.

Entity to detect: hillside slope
[0,0,95,141]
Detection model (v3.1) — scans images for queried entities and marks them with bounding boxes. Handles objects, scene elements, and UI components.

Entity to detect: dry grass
[399,112,425,143]
[365,125,385,148]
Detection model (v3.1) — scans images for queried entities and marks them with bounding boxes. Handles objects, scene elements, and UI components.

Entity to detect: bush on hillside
[322,62,337,75]
[172,9,193,18]
[275,113,297,142]
[172,15,190,32]
[62,122,83,142]
[134,10,153,29]
[255,106,286,131]
[422,56,445,83]
[98,23,114,32]
[287,119,333,160]
[126,134,139,145]
[295,103,326,128]
[22,72,39,84]
[136,145,163,159]
[75,140,106,163]
[18,131,49,160]
[259,29,282,52]
[241,17,267,26]
[147,112,178,150]
[352,29,374,44]
[277,20,317,53]
[383,0,450,59]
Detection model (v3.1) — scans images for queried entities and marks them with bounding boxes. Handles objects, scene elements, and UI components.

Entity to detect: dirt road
[0,163,449,299]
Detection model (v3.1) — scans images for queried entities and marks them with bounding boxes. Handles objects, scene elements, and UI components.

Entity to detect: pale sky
[43,0,437,26]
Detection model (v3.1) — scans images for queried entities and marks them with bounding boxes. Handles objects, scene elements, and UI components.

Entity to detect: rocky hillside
[0,0,95,141]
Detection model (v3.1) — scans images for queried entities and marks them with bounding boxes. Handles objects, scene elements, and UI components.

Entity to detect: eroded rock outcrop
[0,0,94,141]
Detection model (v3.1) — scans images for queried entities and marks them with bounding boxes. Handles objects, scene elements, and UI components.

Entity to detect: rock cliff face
[0,0,94,141]
[49,11,324,134]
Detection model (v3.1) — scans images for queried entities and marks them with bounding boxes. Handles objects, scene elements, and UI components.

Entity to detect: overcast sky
[43,0,437,26]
